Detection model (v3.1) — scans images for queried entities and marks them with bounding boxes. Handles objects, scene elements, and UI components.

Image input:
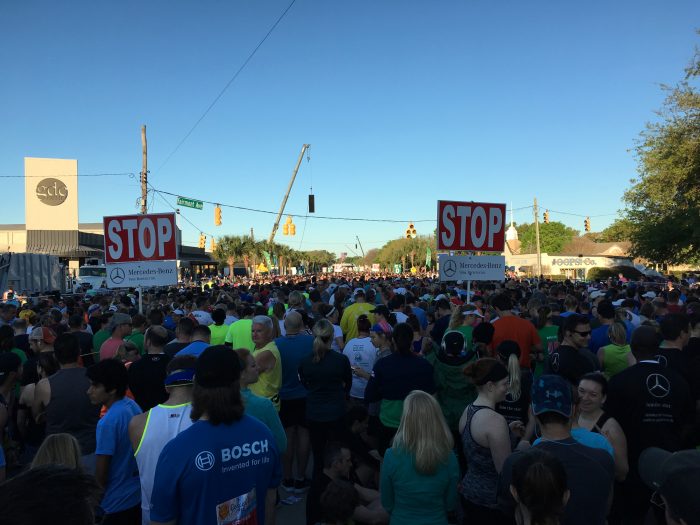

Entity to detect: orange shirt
[491,315,541,368]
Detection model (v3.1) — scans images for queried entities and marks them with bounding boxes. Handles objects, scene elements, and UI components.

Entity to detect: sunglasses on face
[574,330,591,337]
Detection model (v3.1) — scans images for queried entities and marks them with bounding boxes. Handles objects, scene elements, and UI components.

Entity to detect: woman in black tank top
[576,373,629,481]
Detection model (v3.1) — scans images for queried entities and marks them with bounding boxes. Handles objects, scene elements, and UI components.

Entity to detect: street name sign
[103,213,178,288]
[177,196,204,210]
[438,254,506,282]
[437,201,506,252]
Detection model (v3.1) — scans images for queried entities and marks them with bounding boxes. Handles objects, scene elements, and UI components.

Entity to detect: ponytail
[448,306,462,330]
[312,319,334,363]
[507,353,521,400]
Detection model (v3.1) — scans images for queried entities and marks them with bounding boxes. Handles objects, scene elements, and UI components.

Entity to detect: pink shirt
[99,337,123,361]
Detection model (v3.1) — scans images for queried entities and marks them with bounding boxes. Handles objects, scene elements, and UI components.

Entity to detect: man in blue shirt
[86,359,142,524]
[150,345,282,525]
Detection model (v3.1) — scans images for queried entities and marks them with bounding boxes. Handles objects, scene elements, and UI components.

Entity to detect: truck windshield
[79,267,106,277]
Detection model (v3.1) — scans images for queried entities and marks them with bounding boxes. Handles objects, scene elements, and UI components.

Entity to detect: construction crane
[268,144,310,244]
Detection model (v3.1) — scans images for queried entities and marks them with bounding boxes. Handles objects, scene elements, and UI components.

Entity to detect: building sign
[103,213,178,288]
[437,201,506,252]
[25,157,79,231]
[438,254,505,282]
[35,178,69,206]
[551,257,597,267]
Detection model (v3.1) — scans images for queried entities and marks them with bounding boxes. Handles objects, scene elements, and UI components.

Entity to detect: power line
[154,0,298,175]
[0,172,136,179]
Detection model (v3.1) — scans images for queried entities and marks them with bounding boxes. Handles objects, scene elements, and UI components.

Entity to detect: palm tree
[213,235,246,280]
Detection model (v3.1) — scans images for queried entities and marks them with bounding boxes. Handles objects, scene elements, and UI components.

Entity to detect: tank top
[460,404,500,507]
[590,411,612,434]
[134,403,193,525]
[46,368,100,454]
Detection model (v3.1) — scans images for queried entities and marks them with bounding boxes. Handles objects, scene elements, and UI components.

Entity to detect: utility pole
[533,197,542,278]
[250,227,254,241]
[269,144,310,244]
[140,125,148,214]
[356,235,366,259]
[138,125,147,315]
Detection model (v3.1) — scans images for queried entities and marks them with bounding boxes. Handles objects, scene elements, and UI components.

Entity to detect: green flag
[262,250,272,267]
[425,247,432,267]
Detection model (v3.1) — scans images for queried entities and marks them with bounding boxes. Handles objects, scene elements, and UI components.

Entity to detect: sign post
[103,213,179,289]
[437,201,507,286]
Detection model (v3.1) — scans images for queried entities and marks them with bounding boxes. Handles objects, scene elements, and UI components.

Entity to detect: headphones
[441,331,475,360]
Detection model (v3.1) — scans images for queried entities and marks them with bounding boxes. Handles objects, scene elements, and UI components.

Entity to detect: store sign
[551,257,597,267]
[437,201,506,252]
[36,178,69,206]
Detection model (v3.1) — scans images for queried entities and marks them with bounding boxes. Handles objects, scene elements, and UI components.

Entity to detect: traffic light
[198,233,206,249]
[543,210,550,223]
[405,223,417,239]
[584,217,591,232]
[214,205,222,226]
[210,237,217,252]
[283,216,293,235]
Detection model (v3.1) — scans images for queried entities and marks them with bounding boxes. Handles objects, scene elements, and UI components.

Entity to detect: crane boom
[268,144,310,244]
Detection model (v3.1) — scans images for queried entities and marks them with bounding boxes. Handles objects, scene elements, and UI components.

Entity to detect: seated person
[306,442,388,525]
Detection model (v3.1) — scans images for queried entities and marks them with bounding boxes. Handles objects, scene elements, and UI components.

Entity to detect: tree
[597,218,635,243]
[623,40,700,264]
[517,221,579,254]
[213,235,246,278]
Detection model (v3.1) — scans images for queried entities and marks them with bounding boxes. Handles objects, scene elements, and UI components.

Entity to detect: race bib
[216,487,258,525]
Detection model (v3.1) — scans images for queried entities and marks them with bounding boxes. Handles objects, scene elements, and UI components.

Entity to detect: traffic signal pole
[533,197,542,278]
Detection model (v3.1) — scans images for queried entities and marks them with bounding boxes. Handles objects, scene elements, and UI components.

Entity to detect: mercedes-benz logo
[646,373,671,399]
[443,259,457,278]
[110,267,125,284]
[654,355,668,368]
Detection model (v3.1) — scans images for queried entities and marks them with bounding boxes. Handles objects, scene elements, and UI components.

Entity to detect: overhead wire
[153,0,298,175]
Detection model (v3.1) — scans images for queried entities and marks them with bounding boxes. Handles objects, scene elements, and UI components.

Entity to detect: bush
[587,265,644,282]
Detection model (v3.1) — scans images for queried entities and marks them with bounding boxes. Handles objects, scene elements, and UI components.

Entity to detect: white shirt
[343,336,377,399]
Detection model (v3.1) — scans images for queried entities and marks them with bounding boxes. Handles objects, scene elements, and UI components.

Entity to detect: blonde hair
[288,291,304,309]
[507,353,521,400]
[608,322,627,346]
[392,390,453,475]
[448,305,462,330]
[312,318,334,363]
[30,433,82,471]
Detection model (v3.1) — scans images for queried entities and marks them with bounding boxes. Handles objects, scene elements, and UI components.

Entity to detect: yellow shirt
[340,302,375,341]
[250,341,282,411]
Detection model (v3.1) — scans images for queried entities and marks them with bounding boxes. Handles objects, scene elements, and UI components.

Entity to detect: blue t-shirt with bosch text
[150,415,282,525]
[96,397,142,514]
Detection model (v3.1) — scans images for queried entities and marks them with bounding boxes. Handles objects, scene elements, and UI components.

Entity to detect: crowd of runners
[0,272,699,525]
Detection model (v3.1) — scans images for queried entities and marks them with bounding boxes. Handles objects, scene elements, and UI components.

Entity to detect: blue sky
[1,1,698,255]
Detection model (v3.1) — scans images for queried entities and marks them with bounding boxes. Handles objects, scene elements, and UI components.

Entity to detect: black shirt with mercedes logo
[604,360,694,482]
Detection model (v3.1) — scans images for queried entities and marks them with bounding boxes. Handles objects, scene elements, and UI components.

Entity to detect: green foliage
[623,41,700,264]
[374,237,435,269]
[598,218,635,243]
[587,265,644,282]
[518,221,579,254]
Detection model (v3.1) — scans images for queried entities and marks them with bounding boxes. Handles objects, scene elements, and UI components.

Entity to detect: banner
[426,247,432,267]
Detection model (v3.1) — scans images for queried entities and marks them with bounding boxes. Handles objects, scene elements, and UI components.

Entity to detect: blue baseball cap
[531,375,573,418]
